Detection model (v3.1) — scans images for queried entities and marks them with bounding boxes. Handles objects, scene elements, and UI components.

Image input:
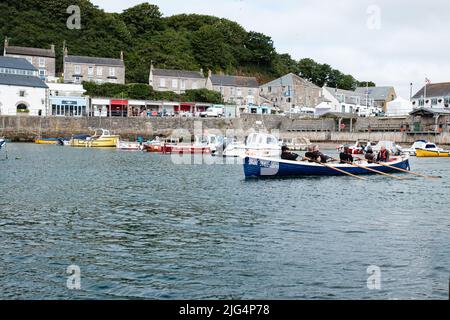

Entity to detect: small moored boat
[243,155,410,178]
[415,148,449,157]
[0,138,6,150]
[69,129,119,148]
[35,138,63,145]
[116,140,142,151]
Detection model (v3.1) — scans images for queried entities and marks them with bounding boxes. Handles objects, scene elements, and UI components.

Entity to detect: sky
[90,0,450,99]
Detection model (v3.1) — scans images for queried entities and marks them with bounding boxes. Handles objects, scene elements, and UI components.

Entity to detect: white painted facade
[0,84,47,116]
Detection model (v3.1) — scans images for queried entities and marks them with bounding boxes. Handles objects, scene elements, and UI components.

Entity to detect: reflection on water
[0,143,449,299]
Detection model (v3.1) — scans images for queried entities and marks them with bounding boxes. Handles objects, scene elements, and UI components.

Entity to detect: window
[172,79,178,88]
[160,78,166,88]
[39,69,46,78]
[418,99,424,106]
[97,67,103,76]
[192,82,198,90]
[248,88,253,96]
[109,67,115,77]
[237,88,242,97]
[19,90,25,97]
[74,65,81,74]
[341,105,346,113]
[431,98,438,106]
[39,57,45,67]
[180,79,186,90]
[88,66,94,76]
[268,86,272,93]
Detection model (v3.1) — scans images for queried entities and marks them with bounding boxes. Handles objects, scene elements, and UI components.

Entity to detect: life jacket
[379,149,388,160]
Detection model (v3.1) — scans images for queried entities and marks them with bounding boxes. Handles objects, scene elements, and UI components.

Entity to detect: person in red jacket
[377,146,390,162]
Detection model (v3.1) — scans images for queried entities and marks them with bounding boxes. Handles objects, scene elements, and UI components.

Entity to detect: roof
[411,82,450,99]
[5,45,55,58]
[355,86,395,101]
[0,56,38,71]
[260,73,319,89]
[65,55,124,67]
[210,74,258,87]
[0,73,48,88]
[320,112,358,119]
[409,107,450,116]
[152,68,204,79]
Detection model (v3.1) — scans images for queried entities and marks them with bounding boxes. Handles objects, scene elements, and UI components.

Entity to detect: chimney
[64,46,68,57]
[120,50,124,61]
[208,69,212,78]
[50,44,55,53]
[4,36,8,49]
[200,68,203,74]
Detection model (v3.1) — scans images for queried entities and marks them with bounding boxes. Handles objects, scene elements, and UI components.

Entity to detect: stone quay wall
[1,114,449,145]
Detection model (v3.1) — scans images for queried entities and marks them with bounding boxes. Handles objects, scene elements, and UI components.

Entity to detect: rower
[377,146,390,162]
[365,147,375,163]
[305,144,331,163]
[339,145,354,164]
[281,145,300,161]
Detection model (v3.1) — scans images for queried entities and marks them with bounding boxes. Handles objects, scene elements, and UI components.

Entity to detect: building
[148,64,206,94]
[63,48,125,84]
[317,87,377,116]
[3,37,56,81]
[411,82,450,110]
[0,56,48,116]
[48,83,88,117]
[259,73,322,112]
[355,86,396,112]
[206,72,259,105]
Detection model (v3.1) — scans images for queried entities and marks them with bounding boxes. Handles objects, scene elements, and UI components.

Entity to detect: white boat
[402,140,444,156]
[0,138,6,151]
[116,140,142,151]
[222,132,281,158]
[195,135,225,155]
[372,140,403,155]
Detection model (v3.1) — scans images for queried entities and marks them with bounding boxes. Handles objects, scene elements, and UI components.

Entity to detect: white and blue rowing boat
[243,155,411,178]
[0,138,6,150]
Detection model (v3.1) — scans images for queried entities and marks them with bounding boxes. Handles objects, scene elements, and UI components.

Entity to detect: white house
[411,82,450,109]
[316,87,378,117]
[0,56,48,116]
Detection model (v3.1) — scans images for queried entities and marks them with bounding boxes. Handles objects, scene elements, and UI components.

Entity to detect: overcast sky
[91,0,449,98]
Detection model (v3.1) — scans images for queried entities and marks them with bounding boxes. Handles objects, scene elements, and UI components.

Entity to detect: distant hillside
[0,0,374,89]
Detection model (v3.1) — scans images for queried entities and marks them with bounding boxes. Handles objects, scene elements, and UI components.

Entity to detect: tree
[121,3,162,36]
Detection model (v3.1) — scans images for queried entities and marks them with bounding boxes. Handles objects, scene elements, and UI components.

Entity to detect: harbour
[1,143,449,299]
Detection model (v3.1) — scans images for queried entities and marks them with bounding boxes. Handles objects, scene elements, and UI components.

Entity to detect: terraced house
[3,37,56,81]
[206,72,259,105]
[63,48,125,84]
[149,64,206,94]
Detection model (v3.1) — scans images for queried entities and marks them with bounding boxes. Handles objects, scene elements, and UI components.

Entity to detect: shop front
[50,96,88,117]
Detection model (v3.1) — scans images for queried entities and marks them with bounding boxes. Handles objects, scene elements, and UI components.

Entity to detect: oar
[303,157,366,180]
[331,157,405,180]
[360,158,441,179]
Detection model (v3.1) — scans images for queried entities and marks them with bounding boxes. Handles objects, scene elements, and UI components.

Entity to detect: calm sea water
[0,143,449,300]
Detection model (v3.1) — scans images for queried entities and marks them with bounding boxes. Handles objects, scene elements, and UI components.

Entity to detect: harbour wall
[1,115,450,145]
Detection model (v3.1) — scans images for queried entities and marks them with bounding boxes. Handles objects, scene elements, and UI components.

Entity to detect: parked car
[200,105,225,118]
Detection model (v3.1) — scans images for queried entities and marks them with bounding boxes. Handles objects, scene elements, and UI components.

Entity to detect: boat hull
[415,149,449,157]
[35,138,61,145]
[244,156,411,178]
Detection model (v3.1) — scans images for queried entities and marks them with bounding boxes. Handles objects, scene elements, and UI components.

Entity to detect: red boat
[161,144,211,154]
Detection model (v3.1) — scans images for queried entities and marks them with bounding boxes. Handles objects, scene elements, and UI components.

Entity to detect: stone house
[259,73,322,112]
[206,71,259,105]
[148,64,206,94]
[63,48,125,84]
[3,36,56,81]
